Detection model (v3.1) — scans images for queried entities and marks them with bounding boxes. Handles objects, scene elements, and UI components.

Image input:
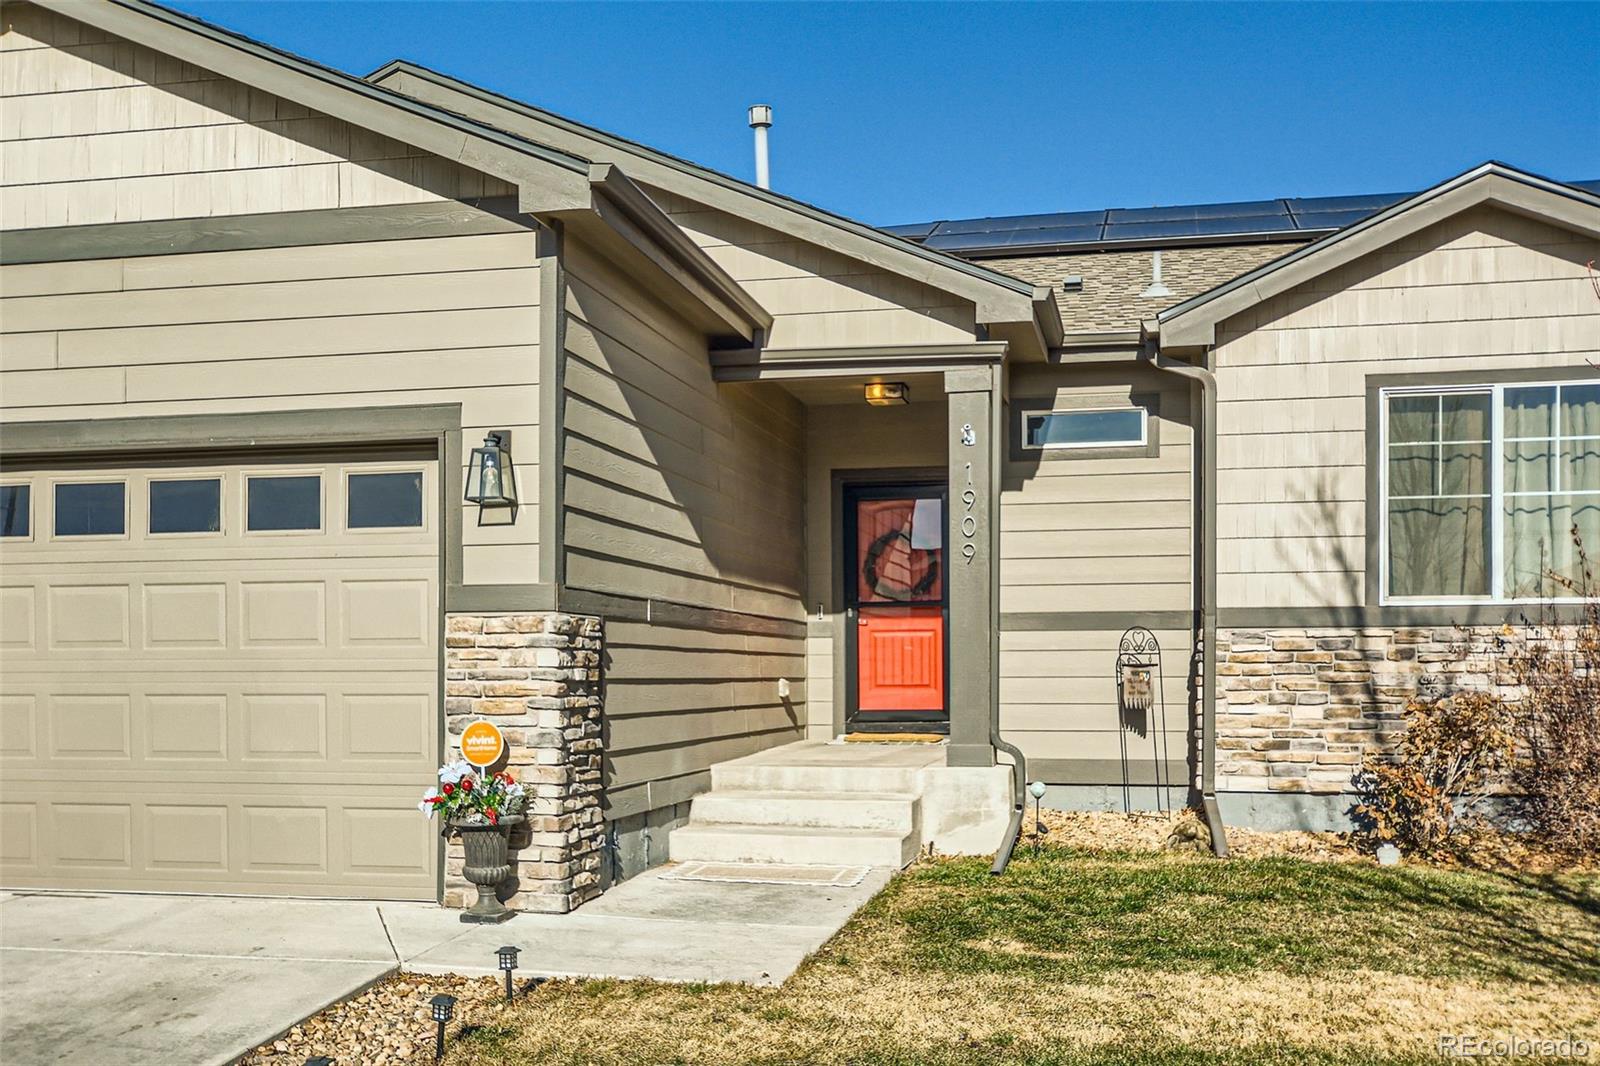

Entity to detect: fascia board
[369,61,1043,325]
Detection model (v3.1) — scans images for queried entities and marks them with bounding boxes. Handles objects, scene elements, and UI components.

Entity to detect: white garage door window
[0,451,440,899]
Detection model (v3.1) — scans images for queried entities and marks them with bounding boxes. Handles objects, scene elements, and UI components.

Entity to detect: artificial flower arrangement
[418,759,527,828]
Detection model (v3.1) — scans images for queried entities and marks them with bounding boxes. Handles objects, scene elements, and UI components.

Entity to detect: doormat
[843,732,945,744]
[661,862,871,887]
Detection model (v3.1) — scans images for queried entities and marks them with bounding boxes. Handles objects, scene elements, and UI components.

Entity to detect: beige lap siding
[646,187,978,349]
[0,230,544,584]
[997,363,1196,785]
[0,2,514,228]
[558,240,808,819]
[1212,205,1600,608]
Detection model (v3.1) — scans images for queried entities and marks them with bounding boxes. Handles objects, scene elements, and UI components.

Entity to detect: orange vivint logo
[460,720,505,767]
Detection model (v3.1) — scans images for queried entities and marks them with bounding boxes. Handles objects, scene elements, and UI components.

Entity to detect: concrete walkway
[0,866,891,1066]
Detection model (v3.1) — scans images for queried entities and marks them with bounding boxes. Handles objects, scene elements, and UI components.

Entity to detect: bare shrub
[1353,691,1517,857]
[1504,530,1600,858]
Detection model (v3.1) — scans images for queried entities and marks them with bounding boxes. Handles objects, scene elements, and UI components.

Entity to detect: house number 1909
[960,462,977,562]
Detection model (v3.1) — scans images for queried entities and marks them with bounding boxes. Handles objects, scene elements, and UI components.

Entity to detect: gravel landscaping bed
[238,972,513,1066]
[1022,807,1360,861]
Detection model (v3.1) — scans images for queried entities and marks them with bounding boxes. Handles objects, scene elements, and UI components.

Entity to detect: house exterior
[0,0,1595,913]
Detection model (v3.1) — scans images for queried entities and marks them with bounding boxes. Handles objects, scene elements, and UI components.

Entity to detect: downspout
[1147,343,1230,858]
[990,366,1027,875]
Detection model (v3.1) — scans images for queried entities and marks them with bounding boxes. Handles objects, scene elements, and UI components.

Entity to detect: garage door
[0,450,440,899]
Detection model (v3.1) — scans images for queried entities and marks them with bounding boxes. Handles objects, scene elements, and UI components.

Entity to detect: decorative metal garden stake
[430,993,456,1061]
[497,944,521,1002]
[1028,780,1048,855]
[1115,627,1172,813]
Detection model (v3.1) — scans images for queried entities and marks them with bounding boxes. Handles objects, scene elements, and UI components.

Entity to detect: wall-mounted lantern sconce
[465,431,517,508]
[864,382,909,406]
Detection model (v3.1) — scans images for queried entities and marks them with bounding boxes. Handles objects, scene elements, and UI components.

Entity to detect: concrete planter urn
[451,815,524,924]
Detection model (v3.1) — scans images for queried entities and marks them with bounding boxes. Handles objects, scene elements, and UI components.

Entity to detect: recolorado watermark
[1438,1034,1591,1059]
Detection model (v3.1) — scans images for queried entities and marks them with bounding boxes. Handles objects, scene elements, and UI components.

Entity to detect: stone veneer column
[1212,625,1544,795]
[443,612,603,913]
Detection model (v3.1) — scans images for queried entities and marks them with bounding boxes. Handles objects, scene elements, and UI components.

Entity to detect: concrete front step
[668,823,920,868]
[710,762,926,796]
[689,790,918,833]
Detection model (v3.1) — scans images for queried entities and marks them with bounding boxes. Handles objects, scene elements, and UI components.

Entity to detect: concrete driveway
[0,866,891,1066]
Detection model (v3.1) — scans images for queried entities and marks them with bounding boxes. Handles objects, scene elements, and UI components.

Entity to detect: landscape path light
[497,944,521,1002]
[1029,780,1048,854]
[430,993,457,1061]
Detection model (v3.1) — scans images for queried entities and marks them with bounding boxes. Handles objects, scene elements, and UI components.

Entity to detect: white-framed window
[1022,406,1147,450]
[1380,380,1600,603]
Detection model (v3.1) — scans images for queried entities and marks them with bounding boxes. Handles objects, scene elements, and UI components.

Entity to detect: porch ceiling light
[864,382,909,406]
[465,431,517,508]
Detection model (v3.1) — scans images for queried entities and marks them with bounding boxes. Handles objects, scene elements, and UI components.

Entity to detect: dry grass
[445,823,1600,1066]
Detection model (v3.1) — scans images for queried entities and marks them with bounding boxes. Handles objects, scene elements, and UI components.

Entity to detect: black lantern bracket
[465,429,518,520]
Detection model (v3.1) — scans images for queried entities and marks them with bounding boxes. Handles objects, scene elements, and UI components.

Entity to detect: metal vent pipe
[747,104,772,189]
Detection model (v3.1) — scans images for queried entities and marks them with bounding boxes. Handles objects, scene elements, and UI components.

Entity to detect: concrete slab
[0,865,891,1063]
[0,893,397,1066]
[385,865,892,987]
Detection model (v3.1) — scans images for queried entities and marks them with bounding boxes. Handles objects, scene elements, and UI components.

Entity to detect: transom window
[246,475,321,532]
[149,478,221,535]
[54,481,126,537]
[1382,381,1600,602]
[0,485,29,538]
[1023,407,1147,450]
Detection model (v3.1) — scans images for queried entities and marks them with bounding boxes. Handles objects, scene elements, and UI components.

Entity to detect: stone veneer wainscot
[1213,625,1545,795]
[443,612,604,913]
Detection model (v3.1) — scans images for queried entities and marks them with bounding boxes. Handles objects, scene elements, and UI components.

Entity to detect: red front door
[848,487,947,723]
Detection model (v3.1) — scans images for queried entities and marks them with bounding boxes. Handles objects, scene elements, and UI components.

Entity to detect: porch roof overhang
[367,60,1064,359]
[42,0,769,346]
[1147,162,1600,349]
[528,165,774,344]
[709,341,1009,383]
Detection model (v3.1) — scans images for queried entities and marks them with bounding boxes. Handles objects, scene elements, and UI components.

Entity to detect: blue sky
[174,1,1599,226]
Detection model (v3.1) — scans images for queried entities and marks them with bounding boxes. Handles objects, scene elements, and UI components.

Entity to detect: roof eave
[48,0,594,202]
[1155,163,1600,348]
[369,59,1051,340]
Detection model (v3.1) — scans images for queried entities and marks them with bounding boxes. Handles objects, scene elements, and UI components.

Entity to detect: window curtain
[1387,392,1489,598]
[1504,384,1600,597]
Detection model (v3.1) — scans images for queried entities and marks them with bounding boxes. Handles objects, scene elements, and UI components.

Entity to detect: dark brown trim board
[0,402,473,592]
[538,220,568,594]
[1030,758,1191,788]
[0,200,534,265]
[998,605,1596,631]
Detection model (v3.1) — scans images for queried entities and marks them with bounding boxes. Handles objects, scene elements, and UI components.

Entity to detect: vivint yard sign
[460,720,506,767]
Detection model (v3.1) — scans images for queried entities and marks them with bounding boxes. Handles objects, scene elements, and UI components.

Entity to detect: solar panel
[1285,193,1407,214]
[924,227,1097,251]
[881,222,940,240]
[1290,209,1392,231]
[1105,199,1287,224]
[879,178,1599,254]
[931,210,1104,237]
[1102,215,1300,241]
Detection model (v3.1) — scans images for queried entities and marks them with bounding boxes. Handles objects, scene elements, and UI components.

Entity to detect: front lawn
[451,842,1600,1065]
